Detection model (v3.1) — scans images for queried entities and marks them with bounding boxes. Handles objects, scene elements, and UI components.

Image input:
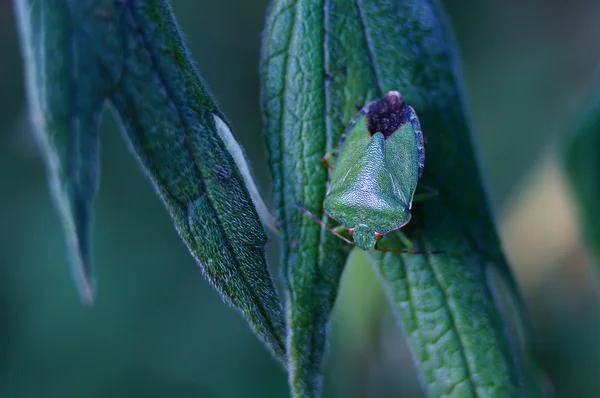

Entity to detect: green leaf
[261,1,352,396]
[359,1,546,395]
[16,0,286,363]
[262,0,547,396]
[14,0,118,303]
[563,73,600,262]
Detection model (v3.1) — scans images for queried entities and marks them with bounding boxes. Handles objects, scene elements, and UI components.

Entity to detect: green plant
[15,0,548,397]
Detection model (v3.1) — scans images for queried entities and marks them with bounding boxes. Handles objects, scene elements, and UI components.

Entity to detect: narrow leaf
[261,1,352,396]
[263,0,547,396]
[14,0,119,303]
[16,0,286,362]
[109,1,286,362]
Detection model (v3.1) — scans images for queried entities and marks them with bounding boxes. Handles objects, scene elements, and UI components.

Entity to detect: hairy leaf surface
[262,0,546,396]
[16,0,286,362]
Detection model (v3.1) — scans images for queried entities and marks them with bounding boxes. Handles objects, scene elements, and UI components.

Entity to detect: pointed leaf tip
[106,1,287,362]
[15,0,111,302]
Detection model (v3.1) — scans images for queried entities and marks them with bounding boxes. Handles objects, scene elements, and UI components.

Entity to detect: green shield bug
[297,91,442,254]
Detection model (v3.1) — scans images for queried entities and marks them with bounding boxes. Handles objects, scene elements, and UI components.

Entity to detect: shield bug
[297,91,442,254]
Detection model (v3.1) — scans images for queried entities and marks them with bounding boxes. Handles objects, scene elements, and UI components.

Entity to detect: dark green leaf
[261,1,352,396]
[262,0,547,396]
[360,1,545,395]
[16,0,286,363]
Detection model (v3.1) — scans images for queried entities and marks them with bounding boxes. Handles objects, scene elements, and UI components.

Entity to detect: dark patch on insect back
[366,91,409,139]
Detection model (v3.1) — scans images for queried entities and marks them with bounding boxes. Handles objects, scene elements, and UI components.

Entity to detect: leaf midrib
[123,4,285,355]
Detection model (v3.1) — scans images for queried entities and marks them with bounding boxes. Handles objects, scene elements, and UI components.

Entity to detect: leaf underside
[262,0,547,396]
[16,0,286,363]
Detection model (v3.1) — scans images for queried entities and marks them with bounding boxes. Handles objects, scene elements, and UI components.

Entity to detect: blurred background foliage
[1,0,600,397]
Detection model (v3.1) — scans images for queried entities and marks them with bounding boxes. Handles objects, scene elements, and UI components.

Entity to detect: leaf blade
[15,0,114,303]
[108,0,286,362]
[263,0,547,395]
[359,0,546,395]
[16,0,287,362]
[262,0,352,395]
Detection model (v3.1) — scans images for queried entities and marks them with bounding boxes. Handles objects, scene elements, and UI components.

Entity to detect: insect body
[298,91,431,253]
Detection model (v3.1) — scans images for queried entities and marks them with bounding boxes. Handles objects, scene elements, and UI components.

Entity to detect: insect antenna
[376,247,445,255]
[295,203,354,245]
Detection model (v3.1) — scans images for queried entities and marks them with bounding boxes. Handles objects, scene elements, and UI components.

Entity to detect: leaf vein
[125,4,284,353]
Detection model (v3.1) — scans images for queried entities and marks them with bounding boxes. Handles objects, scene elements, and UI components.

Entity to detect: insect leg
[332,224,351,237]
[375,247,445,255]
[320,151,337,170]
[295,203,354,245]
